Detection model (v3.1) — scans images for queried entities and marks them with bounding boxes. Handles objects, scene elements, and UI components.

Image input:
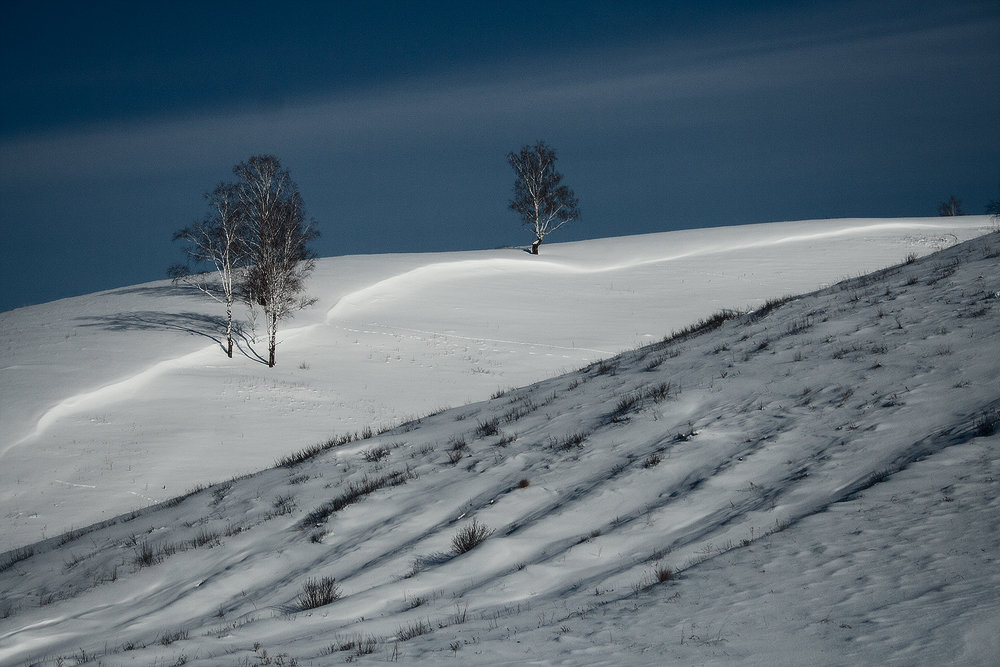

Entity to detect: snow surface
[0,217,998,665]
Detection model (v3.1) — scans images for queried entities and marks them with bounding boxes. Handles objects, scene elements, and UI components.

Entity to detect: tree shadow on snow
[106,284,205,298]
[75,311,269,365]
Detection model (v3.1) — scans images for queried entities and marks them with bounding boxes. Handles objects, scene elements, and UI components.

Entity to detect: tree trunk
[225,302,234,358]
[268,311,277,367]
[531,239,541,255]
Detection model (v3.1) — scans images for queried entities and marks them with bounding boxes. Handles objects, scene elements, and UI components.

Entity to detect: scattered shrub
[786,316,813,335]
[491,386,515,400]
[475,417,501,438]
[133,541,157,568]
[593,358,620,376]
[517,478,531,489]
[277,443,329,467]
[271,494,296,516]
[446,436,468,464]
[58,527,85,546]
[191,528,221,549]
[297,576,341,610]
[496,431,517,446]
[551,432,589,451]
[332,634,378,656]
[300,467,417,528]
[646,381,672,403]
[276,433,356,467]
[452,602,469,624]
[664,309,741,345]
[644,354,666,371]
[396,619,432,641]
[753,294,796,320]
[451,518,494,555]
[361,446,390,463]
[501,397,538,424]
[159,629,188,646]
[611,390,643,422]
[0,547,33,574]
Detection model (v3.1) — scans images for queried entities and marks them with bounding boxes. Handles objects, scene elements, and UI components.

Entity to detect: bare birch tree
[937,195,964,216]
[169,182,244,357]
[234,155,318,367]
[507,141,580,254]
[987,199,1000,230]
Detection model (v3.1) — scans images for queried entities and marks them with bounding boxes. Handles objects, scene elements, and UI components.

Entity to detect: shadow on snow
[75,311,269,365]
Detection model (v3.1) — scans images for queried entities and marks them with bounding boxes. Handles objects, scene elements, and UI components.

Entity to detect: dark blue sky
[1,0,998,312]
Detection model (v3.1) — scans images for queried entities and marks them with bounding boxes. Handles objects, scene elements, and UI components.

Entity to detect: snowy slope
[0,220,997,666]
[0,217,988,554]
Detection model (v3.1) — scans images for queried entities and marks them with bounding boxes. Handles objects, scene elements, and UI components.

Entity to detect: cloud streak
[4,12,995,185]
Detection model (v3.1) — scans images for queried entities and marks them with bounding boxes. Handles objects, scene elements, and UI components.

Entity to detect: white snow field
[1,217,998,665]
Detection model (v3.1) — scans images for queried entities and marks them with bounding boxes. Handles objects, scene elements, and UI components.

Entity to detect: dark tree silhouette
[507,141,580,254]
[937,195,964,216]
[987,199,1000,230]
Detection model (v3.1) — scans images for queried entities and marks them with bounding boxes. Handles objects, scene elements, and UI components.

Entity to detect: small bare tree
[986,199,1000,229]
[170,182,244,357]
[937,195,964,216]
[235,155,319,367]
[507,141,580,254]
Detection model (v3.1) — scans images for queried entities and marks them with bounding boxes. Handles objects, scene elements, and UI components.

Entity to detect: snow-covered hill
[1,218,998,665]
[0,217,989,554]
